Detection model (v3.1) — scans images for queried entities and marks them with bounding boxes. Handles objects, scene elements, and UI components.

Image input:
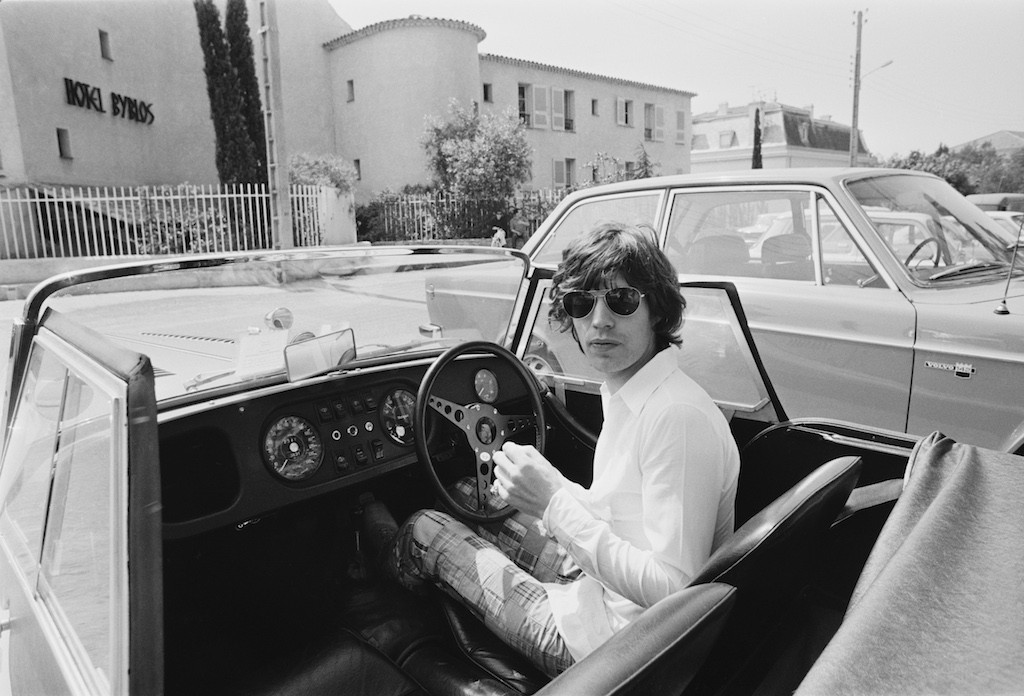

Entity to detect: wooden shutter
[551,88,565,130]
[533,86,549,128]
[676,110,687,143]
[655,106,665,141]
[553,159,566,187]
[616,97,626,126]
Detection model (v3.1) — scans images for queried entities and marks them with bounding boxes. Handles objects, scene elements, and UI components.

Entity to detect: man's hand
[492,441,563,519]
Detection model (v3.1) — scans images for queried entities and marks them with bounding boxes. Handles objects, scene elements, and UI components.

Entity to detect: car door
[0,309,161,696]
[664,187,918,432]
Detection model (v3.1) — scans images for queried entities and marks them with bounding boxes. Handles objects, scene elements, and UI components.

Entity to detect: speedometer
[262,415,324,481]
[380,388,416,446]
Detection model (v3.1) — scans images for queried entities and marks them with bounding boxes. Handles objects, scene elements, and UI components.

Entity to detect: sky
[329,0,1024,160]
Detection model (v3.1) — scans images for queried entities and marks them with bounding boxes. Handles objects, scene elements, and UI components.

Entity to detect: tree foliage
[584,152,624,185]
[288,153,357,192]
[194,0,262,185]
[225,0,266,184]
[632,143,659,179]
[884,142,1024,196]
[423,101,532,201]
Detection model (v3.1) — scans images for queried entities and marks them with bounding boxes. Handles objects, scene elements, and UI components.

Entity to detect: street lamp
[849,56,893,166]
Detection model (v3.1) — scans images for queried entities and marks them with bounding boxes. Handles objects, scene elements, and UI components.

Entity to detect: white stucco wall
[0,0,217,187]
[262,0,352,159]
[328,19,483,199]
[481,57,692,188]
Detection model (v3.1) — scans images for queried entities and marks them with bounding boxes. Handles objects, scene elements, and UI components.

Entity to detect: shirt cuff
[542,487,592,544]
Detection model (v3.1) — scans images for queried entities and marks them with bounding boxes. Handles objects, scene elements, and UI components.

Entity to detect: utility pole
[258,0,293,248]
[849,10,863,167]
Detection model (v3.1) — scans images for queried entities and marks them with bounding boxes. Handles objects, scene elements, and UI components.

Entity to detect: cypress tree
[752,108,763,169]
[194,0,259,184]
[226,0,267,183]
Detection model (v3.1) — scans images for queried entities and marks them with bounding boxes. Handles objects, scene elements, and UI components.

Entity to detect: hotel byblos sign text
[63,77,155,124]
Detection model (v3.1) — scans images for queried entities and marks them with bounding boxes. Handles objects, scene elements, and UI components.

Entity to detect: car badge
[924,360,976,380]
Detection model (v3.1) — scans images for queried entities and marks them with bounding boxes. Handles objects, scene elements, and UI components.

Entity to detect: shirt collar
[600,346,679,415]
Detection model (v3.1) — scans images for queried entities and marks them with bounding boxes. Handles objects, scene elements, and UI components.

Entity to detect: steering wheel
[415,340,547,524]
[904,237,942,267]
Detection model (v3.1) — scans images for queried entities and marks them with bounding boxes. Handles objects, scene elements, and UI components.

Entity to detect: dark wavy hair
[548,222,685,350]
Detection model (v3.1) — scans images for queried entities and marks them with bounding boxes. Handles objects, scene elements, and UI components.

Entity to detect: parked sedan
[430,169,1024,453]
[986,209,1024,244]
[1,246,1020,696]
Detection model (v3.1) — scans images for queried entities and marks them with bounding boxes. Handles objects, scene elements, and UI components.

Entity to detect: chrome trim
[23,245,530,325]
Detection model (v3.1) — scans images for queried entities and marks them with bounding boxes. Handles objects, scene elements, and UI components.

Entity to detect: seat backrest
[681,456,862,695]
[681,235,751,275]
[535,583,736,696]
[691,455,862,589]
[761,232,813,280]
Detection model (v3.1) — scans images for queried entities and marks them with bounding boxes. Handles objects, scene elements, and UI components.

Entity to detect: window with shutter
[533,86,549,128]
[518,84,532,126]
[655,106,665,141]
[553,159,566,187]
[552,88,565,130]
[675,110,687,144]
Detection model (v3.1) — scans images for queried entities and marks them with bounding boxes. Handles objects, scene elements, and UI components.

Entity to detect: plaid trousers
[388,481,580,677]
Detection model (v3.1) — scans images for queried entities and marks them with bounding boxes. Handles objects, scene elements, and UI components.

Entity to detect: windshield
[33,247,527,402]
[846,173,1017,282]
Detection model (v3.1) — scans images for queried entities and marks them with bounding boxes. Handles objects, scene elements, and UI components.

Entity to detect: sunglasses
[561,287,646,319]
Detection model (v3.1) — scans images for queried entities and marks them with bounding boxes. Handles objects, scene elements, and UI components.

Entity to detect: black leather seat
[440,455,862,695]
[534,583,736,695]
[683,455,863,694]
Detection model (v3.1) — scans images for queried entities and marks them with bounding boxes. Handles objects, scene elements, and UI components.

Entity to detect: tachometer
[474,369,499,403]
[380,388,416,446]
[262,415,324,481]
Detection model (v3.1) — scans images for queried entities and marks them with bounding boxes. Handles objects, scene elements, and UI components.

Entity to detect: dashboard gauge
[262,415,324,481]
[474,369,499,403]
[380,388,417,446]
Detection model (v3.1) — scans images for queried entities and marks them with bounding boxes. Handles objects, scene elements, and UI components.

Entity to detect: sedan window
[666,189,813,279]
[533,192,661,266]
[817,196,881,287]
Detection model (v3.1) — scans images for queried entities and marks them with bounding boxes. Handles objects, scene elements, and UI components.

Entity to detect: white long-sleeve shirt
[541,346,739,661]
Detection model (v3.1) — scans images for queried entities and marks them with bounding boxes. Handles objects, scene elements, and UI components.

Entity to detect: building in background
[314,15,694,199]
[0,0,218,188]
[953,130,1024,159]
[1,0,693,202]
[690,101,871,173]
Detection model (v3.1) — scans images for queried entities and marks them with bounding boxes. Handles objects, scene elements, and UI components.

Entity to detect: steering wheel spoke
[416,341,547,524]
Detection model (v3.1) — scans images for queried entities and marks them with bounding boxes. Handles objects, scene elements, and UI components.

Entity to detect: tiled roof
[783,111,864,153]
[481,54,696,97]
[324,16,486,50]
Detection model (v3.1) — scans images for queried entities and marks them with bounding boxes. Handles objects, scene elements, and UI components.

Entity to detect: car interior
[150,281,915,696]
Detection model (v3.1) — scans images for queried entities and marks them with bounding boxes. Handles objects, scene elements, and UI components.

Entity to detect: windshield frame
[17,246,531,408]
[841,171,1018,287]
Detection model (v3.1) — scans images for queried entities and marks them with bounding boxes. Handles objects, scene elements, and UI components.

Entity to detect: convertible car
[0,245,1020,695]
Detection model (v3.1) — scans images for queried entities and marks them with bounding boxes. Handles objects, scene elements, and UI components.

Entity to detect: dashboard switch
[352,444,368,465]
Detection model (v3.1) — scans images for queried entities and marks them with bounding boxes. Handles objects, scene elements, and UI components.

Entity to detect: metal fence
[378,189,567,242]
[0,183,327,259]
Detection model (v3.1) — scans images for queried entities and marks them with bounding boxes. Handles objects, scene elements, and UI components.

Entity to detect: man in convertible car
[379,223,741,675]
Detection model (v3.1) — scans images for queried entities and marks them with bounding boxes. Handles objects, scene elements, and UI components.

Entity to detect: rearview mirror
[284,328,357,381]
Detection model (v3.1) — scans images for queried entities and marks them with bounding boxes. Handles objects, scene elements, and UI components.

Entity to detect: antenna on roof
[994,216,1023,314]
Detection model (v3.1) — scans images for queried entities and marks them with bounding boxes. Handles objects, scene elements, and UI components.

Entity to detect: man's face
[571,273,658,392]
